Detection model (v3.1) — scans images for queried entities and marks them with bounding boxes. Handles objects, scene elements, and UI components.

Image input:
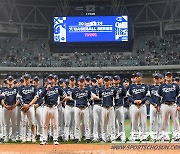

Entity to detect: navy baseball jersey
[99,86,117,107]
[149,84,161,106]
[0,87,3,105]
[123,85,130,108]
[114,85,127,106]
[35,87,44,106]
[39,85,66,106]
[1,87,18,105]
[64,86,76,106]
[127,83,150,104]
[85,85,93,105]
[72,87,91,107]
[158,83,180,106]
[18,85,37,105]
[91,85,102,105]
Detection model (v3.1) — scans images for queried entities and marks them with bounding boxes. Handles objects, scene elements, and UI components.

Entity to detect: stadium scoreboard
[54,16,128,43]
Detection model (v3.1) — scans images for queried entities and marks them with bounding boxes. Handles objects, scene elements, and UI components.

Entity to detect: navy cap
[7,76,14,80]
[33,76,39,81]
[123,78,129,83]
[85,76,91,81]
[91,78,96,83]
[174,77,180,81]
[24,74,31,79]
[65,79,69,83]
[165,72,172,76]
[54,75,58,80]
[153,73,160,78]
[135,72,143,77]
[69,76,76,80]
[14,79,18,84]
[131,73,136,78]
[19,77,24,81]
[96,74,103,79]
[59,78,65,83]
[113,75,120,80]
[159,74,164,79]
[48,74,54,78]
[78,75,85,81]
[104,76,110,80]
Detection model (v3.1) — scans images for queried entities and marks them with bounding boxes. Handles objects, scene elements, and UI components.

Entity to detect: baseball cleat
[32,139,37,143]
[86,139,91,143]
[53,140,59,145]
[40,140,48,145]
[21,140,26,143]
[74,139,79,143]
[92,138,99,142]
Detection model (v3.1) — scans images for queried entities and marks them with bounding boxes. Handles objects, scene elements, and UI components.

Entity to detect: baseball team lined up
[0,72,179,145]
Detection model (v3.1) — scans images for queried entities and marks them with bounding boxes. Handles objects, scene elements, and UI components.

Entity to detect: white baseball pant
[3,107,17,141]
[74,107,90,140]
[101,106,115,142]
[35,106,43,141]
[43,106,59,141]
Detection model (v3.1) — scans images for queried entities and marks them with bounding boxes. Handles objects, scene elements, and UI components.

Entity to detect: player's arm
[177,86,180,111]
[1,98,12,110]
[126,86,135,103]
[140,85,150,104]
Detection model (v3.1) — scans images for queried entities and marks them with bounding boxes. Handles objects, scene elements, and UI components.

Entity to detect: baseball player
[148,73,161,141]
[174,77,180,122]
[32,74,66,145]
[63,76,76,141]
[72,75,98,143]
[113,75,126,142]
[33,76,44,141]
[17,74,37,143]
[0,86,4,142]
[91,75,103,142]
[99,76,117,143]
[127,72,149,141]
[1,76,19,142]
[158,72,180,141]
[123,78,130,120]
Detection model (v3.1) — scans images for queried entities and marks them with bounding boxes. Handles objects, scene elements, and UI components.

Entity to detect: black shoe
[82,136,86,140]
[58,136,63,142]
[36,135,40,140]
[86,139,91,143]
[74,139,79,143]
[49,136,53,141]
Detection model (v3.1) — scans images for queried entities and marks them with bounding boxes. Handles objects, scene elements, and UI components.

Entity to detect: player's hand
[46,84,51,90]
[134,100,139,104]
[177,106,180,111]
[157,106,160,112]
[22,104,29,110]
[154,103,158,108]
[5,105,13,110]
[34,104,39,109]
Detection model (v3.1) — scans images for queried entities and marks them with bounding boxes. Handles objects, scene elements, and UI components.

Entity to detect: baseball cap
[123,78,129,83]
[153,73,160,78]
[113,75,120,80]
[174,77,180,82]
[14,79,18,84]
[104,76,110,81]
[78,75,85,81]
[33,76,39,81]
[131,73,136,78]
[48,74,54,78]
[96,74,103,79]
[135,72,143,77]
[7,76,14,80]
[165,72,172,76]
[91,78,97,83]
[54,75,58,80]
[65,79,69,83]
[24,74,31,79]
[159,74,164,79]
[85,76,91,81]
[69,75,76,80]
[59,78,65,83]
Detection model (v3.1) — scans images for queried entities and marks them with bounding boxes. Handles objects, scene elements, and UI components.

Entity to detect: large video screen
[54,16,128,43]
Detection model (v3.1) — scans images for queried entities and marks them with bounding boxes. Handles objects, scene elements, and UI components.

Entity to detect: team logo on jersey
[132,88,145,95]
[22,87,35,95]
[3,89,17,96]
[162,86,176,93]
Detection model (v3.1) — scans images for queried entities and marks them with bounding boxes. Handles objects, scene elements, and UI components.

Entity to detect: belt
[46,104,56,108]
[103,106,112,109]
[94,103,102,106]
[77,106,87,110]
[67,104,74,107]
[163,102,175,105]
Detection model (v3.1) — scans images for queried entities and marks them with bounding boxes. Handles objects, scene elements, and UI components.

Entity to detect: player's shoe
[86,139,91,143]
[21,139,26,143]
[32,138,37,143]
[74,139,80,143]
[53,140,59,145]
[40,140,48,145]
[92,138,99,142]
[11,139,17,143]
